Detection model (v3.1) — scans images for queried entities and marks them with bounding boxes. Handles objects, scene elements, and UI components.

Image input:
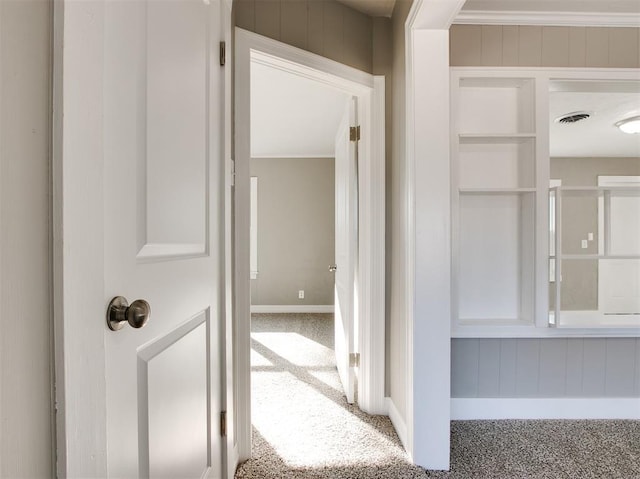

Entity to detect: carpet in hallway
[235,313,425,479]
[235,313,640,479]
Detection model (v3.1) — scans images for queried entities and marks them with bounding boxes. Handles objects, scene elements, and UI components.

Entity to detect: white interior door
[103,1,224,477]
[334,98,358,404]
[598,176,640,315]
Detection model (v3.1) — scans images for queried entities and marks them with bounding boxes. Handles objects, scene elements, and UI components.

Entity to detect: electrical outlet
[298,290,304,299]
[581,239,588,249]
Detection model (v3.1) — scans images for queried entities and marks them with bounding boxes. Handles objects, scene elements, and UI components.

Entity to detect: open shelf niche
[452,74,537,328]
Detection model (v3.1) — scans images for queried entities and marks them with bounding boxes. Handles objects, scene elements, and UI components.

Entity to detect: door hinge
[220,41,226,66]
[230,159,235,187]
[349,352,360,368]
[349,125,360,142]
[220,411,227,437]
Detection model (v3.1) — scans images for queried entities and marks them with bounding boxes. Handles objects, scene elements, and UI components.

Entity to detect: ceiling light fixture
[615,116,640,134]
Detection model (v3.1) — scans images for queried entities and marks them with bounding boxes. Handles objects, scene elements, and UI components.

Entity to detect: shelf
[459,188,536,194]
[557,254,640,260]
[459,133,536,143]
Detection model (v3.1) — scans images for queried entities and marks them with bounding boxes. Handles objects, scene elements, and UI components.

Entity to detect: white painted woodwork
[450,67,640,338]
[452,397,640,420]
[456,0,640,27]
[404,0,465,468]
[250,177,258,279]
[234,28,387,460]
[407,27,454,471]
[1,1,53,476]
[55,0,227,476]
[103,1,223,477]
[598,176,640,316]
[334,98,358,404]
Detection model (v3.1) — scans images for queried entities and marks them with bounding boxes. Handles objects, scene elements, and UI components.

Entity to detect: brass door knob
[106,296,151,331]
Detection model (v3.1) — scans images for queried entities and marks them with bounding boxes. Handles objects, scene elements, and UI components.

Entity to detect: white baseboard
[451,398,640,420]
[250,305,334,314]
[386,397,409,453]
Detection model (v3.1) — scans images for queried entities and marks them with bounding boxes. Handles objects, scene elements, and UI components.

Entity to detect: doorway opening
[233,28,387,465]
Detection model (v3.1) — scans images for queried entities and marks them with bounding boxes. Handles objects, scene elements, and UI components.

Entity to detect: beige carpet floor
[235,313,640,479]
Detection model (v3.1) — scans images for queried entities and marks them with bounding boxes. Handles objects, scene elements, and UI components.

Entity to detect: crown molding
[454,10,640,27]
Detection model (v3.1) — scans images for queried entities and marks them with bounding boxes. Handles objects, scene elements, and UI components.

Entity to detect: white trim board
[454,10,640,27]
[386,398,410,458]
[452,398,640,420]
[250,305,334,314]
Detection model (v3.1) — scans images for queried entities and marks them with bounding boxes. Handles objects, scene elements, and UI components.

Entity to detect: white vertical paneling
[515,339,540,396]
[452,338,640,399]
[499,339,517,396]
[582,339,607,396]
[605,338,637,396]
[565,339,585,396]
[451,339,479,397]
[635,338,640,396]
[538,339,568,396]
[1,1,53,476]
[478,339,501,396]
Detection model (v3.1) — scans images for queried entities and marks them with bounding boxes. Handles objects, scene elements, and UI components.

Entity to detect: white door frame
[233,28,386,462]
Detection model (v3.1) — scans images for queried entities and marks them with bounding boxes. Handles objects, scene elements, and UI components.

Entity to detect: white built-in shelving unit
[451,67,640,338]
[452,74,539,330]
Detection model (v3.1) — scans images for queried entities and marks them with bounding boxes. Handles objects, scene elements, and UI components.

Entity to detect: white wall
[0,1,53,476]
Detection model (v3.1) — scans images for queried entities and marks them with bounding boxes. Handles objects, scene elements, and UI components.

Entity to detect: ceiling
[251,61,349,158]
[336,0,397,17]
[550,85,640,158]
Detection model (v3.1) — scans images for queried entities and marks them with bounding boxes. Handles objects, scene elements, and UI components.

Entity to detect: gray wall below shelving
[452,338,640,398]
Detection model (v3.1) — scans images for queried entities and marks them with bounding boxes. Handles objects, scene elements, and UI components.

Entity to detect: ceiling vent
[555,111,591,124]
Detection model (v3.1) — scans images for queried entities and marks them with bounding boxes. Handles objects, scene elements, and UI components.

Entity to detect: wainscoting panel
[452,338,640,398]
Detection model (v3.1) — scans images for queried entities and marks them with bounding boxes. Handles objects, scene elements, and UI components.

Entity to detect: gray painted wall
[450,25,640,400]
[235,0,374,73]
[452,338,640,398]
[0,0,53,475]
[450,25,640,68]
[551,157,640,311]
[250,158,335,305]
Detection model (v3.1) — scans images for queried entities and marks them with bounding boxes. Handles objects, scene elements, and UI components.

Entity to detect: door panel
[140,0,209,258]
[143,313,209,479]
[103,1,223,477]
[334,98,357,404]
